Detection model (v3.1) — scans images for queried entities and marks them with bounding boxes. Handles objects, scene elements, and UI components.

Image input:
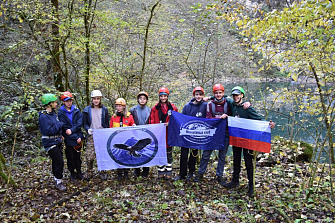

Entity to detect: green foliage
[209,1,335,192]
[298,141,313,162]
[0,153,16,186]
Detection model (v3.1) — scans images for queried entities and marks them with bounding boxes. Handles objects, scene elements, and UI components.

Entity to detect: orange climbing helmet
[115,98,126,106]
[137,91,149,100]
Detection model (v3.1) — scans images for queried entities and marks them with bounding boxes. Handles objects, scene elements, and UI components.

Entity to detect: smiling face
[214,90,224,100]
[194,91,204,102]
[159,94,168,104]
[92,97,101,107]
[233,94,243,104]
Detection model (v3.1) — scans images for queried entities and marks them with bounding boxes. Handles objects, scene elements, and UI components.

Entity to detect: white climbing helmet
[91,90,103,98]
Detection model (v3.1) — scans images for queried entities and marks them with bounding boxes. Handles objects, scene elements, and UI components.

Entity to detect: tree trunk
[139,0,161,91]
[309,62,335,164]
[51,0,64,92]
[83,0,98,105]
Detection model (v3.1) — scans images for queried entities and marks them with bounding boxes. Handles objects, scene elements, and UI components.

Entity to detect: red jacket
[110,112,135,128]
[149,101,178,124]
[149,101,178,147]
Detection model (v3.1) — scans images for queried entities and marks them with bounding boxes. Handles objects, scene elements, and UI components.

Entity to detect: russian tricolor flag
[228,117,271,153]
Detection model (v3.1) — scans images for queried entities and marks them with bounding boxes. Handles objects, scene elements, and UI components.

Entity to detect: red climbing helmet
[61,91,73,102]
[192,86,204,96]
[212,84,224,94]
[158,87,169,96]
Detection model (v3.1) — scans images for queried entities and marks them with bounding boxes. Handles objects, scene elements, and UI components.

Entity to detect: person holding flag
[110,98,136,180]
[149,87,178,180]
[39,93,66,191]
[174,86,207,182]
[58,91,84,181]
[194,84,231,185]
[223,86,275,197]
[82,90,110,180]
[130,91,151,178]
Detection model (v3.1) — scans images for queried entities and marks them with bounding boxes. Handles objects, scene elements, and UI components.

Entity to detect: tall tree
[83,0,98,105]
[211,0,335,198]
[50,0,64,92]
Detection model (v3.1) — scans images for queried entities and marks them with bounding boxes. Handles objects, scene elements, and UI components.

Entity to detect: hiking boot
[158,171,165,180]
[86,171,93,180]
[99,172,108,181]
[193,174,203,182]
[134,169,141,177]
[55,182,66,191]
[142,171,149,178]
[174,175,186,181]
[124,171,129,179]
[217,176,226,186]
[76,172,84,181]
[186,173,194,182]
[224,180,239,189]
[248,186,254,197]
[70,173,77,181]
[117,173,123,181]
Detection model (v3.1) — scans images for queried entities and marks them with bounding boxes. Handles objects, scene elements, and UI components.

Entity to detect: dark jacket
[230,103,263,120]
[58,105,84,146]
[182,98,207,118]
[82,105,110,133]
[130,105,151,125]
[39,110,63,149]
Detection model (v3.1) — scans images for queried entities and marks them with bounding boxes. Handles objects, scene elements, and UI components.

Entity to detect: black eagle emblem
[113,138,152,158]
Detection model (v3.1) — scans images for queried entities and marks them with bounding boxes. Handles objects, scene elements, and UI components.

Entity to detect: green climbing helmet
[231,86,245,97]
[41,93,58,105]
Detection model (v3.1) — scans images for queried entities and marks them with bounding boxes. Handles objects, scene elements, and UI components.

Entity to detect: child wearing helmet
[58,91,84,181]
[110,98,135,180]
[82,90,110,180]
[194,84,230,185]
[38,93,66,191]
[223,86,275,197]
[130,91,151,178]
[174,86,207,182]
[149,87,178,180]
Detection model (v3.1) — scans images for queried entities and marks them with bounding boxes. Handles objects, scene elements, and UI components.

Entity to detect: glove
[88,128,93,135]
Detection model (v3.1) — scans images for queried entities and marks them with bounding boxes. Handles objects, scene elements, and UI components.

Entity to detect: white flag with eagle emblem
[93,123,167,170]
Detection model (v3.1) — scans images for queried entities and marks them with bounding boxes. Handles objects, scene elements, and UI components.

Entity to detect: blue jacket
[182,98,207,118]
[39,110,63,149]
[82,105,110,133]
[58,105,84,147]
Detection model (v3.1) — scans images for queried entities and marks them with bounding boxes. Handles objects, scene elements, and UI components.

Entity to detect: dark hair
[194,90,204,95]
[91,101,103,108]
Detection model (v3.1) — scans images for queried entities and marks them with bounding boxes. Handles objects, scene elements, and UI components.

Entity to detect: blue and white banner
[93,123,167,170]
[168,111,227,150]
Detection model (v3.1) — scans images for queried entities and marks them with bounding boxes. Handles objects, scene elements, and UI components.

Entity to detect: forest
[0,0,334,222]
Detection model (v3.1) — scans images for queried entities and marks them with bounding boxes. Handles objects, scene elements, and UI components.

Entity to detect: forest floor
[1,139,334,222]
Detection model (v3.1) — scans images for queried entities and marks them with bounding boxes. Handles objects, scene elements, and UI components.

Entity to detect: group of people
[39,84,275,197]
